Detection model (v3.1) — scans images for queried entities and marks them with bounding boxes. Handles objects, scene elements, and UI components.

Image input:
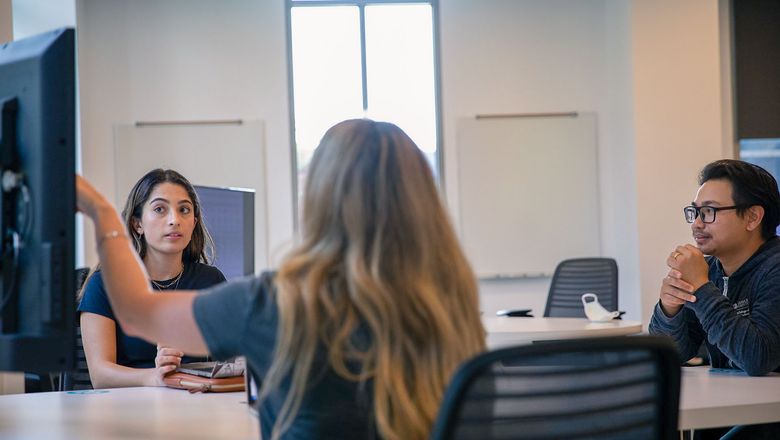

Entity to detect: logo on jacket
[732,299,750,317]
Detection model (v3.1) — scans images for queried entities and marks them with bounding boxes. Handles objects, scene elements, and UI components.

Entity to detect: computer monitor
[0,28,76,373]
[194,185,254,280]
[246,365,259,415]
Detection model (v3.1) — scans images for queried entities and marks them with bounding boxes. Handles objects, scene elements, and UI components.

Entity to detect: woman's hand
[147,345,185,387]
[76,175,112,219]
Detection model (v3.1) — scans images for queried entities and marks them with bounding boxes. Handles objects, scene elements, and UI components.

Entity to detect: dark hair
[698,159,780,239]
[122,168,214,264]
[78,169,215,301]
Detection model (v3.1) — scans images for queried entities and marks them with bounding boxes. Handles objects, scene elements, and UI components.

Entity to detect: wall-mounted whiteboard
[113,120,269,271]
[457,113,601,278]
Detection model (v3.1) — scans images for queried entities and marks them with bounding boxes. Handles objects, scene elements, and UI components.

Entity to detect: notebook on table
[177,358,245,378]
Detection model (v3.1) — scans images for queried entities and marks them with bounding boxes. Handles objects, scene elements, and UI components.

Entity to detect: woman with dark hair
[76,119,485,439]
[79,169,226,388]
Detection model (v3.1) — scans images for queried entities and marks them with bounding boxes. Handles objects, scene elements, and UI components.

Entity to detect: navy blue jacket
[650,236,780,376]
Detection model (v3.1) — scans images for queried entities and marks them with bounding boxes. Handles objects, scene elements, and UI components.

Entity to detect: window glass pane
[290,6,363,171]
[364,4,437,173]
[740,138,780,234]
[741,139,780,174]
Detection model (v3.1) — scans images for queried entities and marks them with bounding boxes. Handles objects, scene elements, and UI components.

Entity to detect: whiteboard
[113,120,269,271]
[457,113,601,278]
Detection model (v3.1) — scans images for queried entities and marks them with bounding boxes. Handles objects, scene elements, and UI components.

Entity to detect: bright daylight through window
[288,1,440,194]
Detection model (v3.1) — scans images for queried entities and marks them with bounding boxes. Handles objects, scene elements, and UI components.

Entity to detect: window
[740,138,780,235]
[287,0,440,206]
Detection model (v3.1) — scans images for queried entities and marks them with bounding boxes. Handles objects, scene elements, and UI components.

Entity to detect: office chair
[544,257,618,318]
[431,336,680,440]
[59,267,93,391]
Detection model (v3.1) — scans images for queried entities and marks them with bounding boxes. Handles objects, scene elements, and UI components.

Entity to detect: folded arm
[690,280,780,376]
[649,264,705,361]
[80,312,185,388]
[649,301,705,362]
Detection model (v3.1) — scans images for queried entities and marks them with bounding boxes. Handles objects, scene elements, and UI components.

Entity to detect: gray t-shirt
[193,271,376,439]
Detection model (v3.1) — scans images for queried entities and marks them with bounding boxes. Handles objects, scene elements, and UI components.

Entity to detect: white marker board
[113,120,269,271]
[457,113,601,278]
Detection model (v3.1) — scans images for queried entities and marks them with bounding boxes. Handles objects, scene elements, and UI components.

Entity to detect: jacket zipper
[722,276,729,297]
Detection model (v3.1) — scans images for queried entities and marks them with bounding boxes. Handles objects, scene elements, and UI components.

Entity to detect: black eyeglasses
[683,205,746,224]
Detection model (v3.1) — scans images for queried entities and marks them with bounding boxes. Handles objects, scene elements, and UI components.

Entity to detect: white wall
[440,0,733,324]
[630,0,733,328]
[11,0,75,40]
[76,0,294,269]
[439,0,641,319]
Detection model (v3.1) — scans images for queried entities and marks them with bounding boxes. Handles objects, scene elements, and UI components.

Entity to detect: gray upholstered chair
[431,336,680,440]
[544,257,618,318]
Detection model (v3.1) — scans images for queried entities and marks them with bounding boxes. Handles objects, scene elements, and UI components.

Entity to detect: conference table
[679,366,780,430]
[482,316,643,348]
[2,368,780,438]
[2,317,779,438]
[0,387,258,439]
[480,317,780,430]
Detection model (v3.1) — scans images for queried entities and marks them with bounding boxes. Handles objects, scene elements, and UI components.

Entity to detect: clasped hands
[659,244,710,317]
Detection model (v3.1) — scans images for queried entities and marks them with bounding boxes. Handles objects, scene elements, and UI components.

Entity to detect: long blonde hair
[261,119,485,439]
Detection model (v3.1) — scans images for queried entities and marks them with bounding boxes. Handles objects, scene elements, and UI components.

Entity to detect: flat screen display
[194,185,254,280]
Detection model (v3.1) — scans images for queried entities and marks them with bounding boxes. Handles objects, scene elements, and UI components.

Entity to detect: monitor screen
[0,28,76,373]
[246,365,259,415]
[194,185,254,280]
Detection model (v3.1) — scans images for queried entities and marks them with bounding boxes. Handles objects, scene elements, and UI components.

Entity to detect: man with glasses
[650,159,780,378]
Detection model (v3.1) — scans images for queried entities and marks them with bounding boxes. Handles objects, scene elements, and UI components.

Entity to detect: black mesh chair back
[545,257,618,318]
[60,267,93,391]
[431,336,680,440]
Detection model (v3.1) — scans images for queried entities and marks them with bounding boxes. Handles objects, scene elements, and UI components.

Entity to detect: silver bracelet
[98,230,127,247]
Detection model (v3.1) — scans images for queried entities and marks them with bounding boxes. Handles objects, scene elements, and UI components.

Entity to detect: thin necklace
[151,264,184,290]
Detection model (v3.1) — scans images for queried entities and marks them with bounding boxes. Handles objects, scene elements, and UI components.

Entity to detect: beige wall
[439,0,641,318]
[76,0,294,269]
[0,373,24,395]
[0,0,11,43]
[441,0,734,323]
[630,0,734,327]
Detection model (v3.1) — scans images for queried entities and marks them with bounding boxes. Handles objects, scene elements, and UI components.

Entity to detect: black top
[78,262,226,368]
[194,272,376,440]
